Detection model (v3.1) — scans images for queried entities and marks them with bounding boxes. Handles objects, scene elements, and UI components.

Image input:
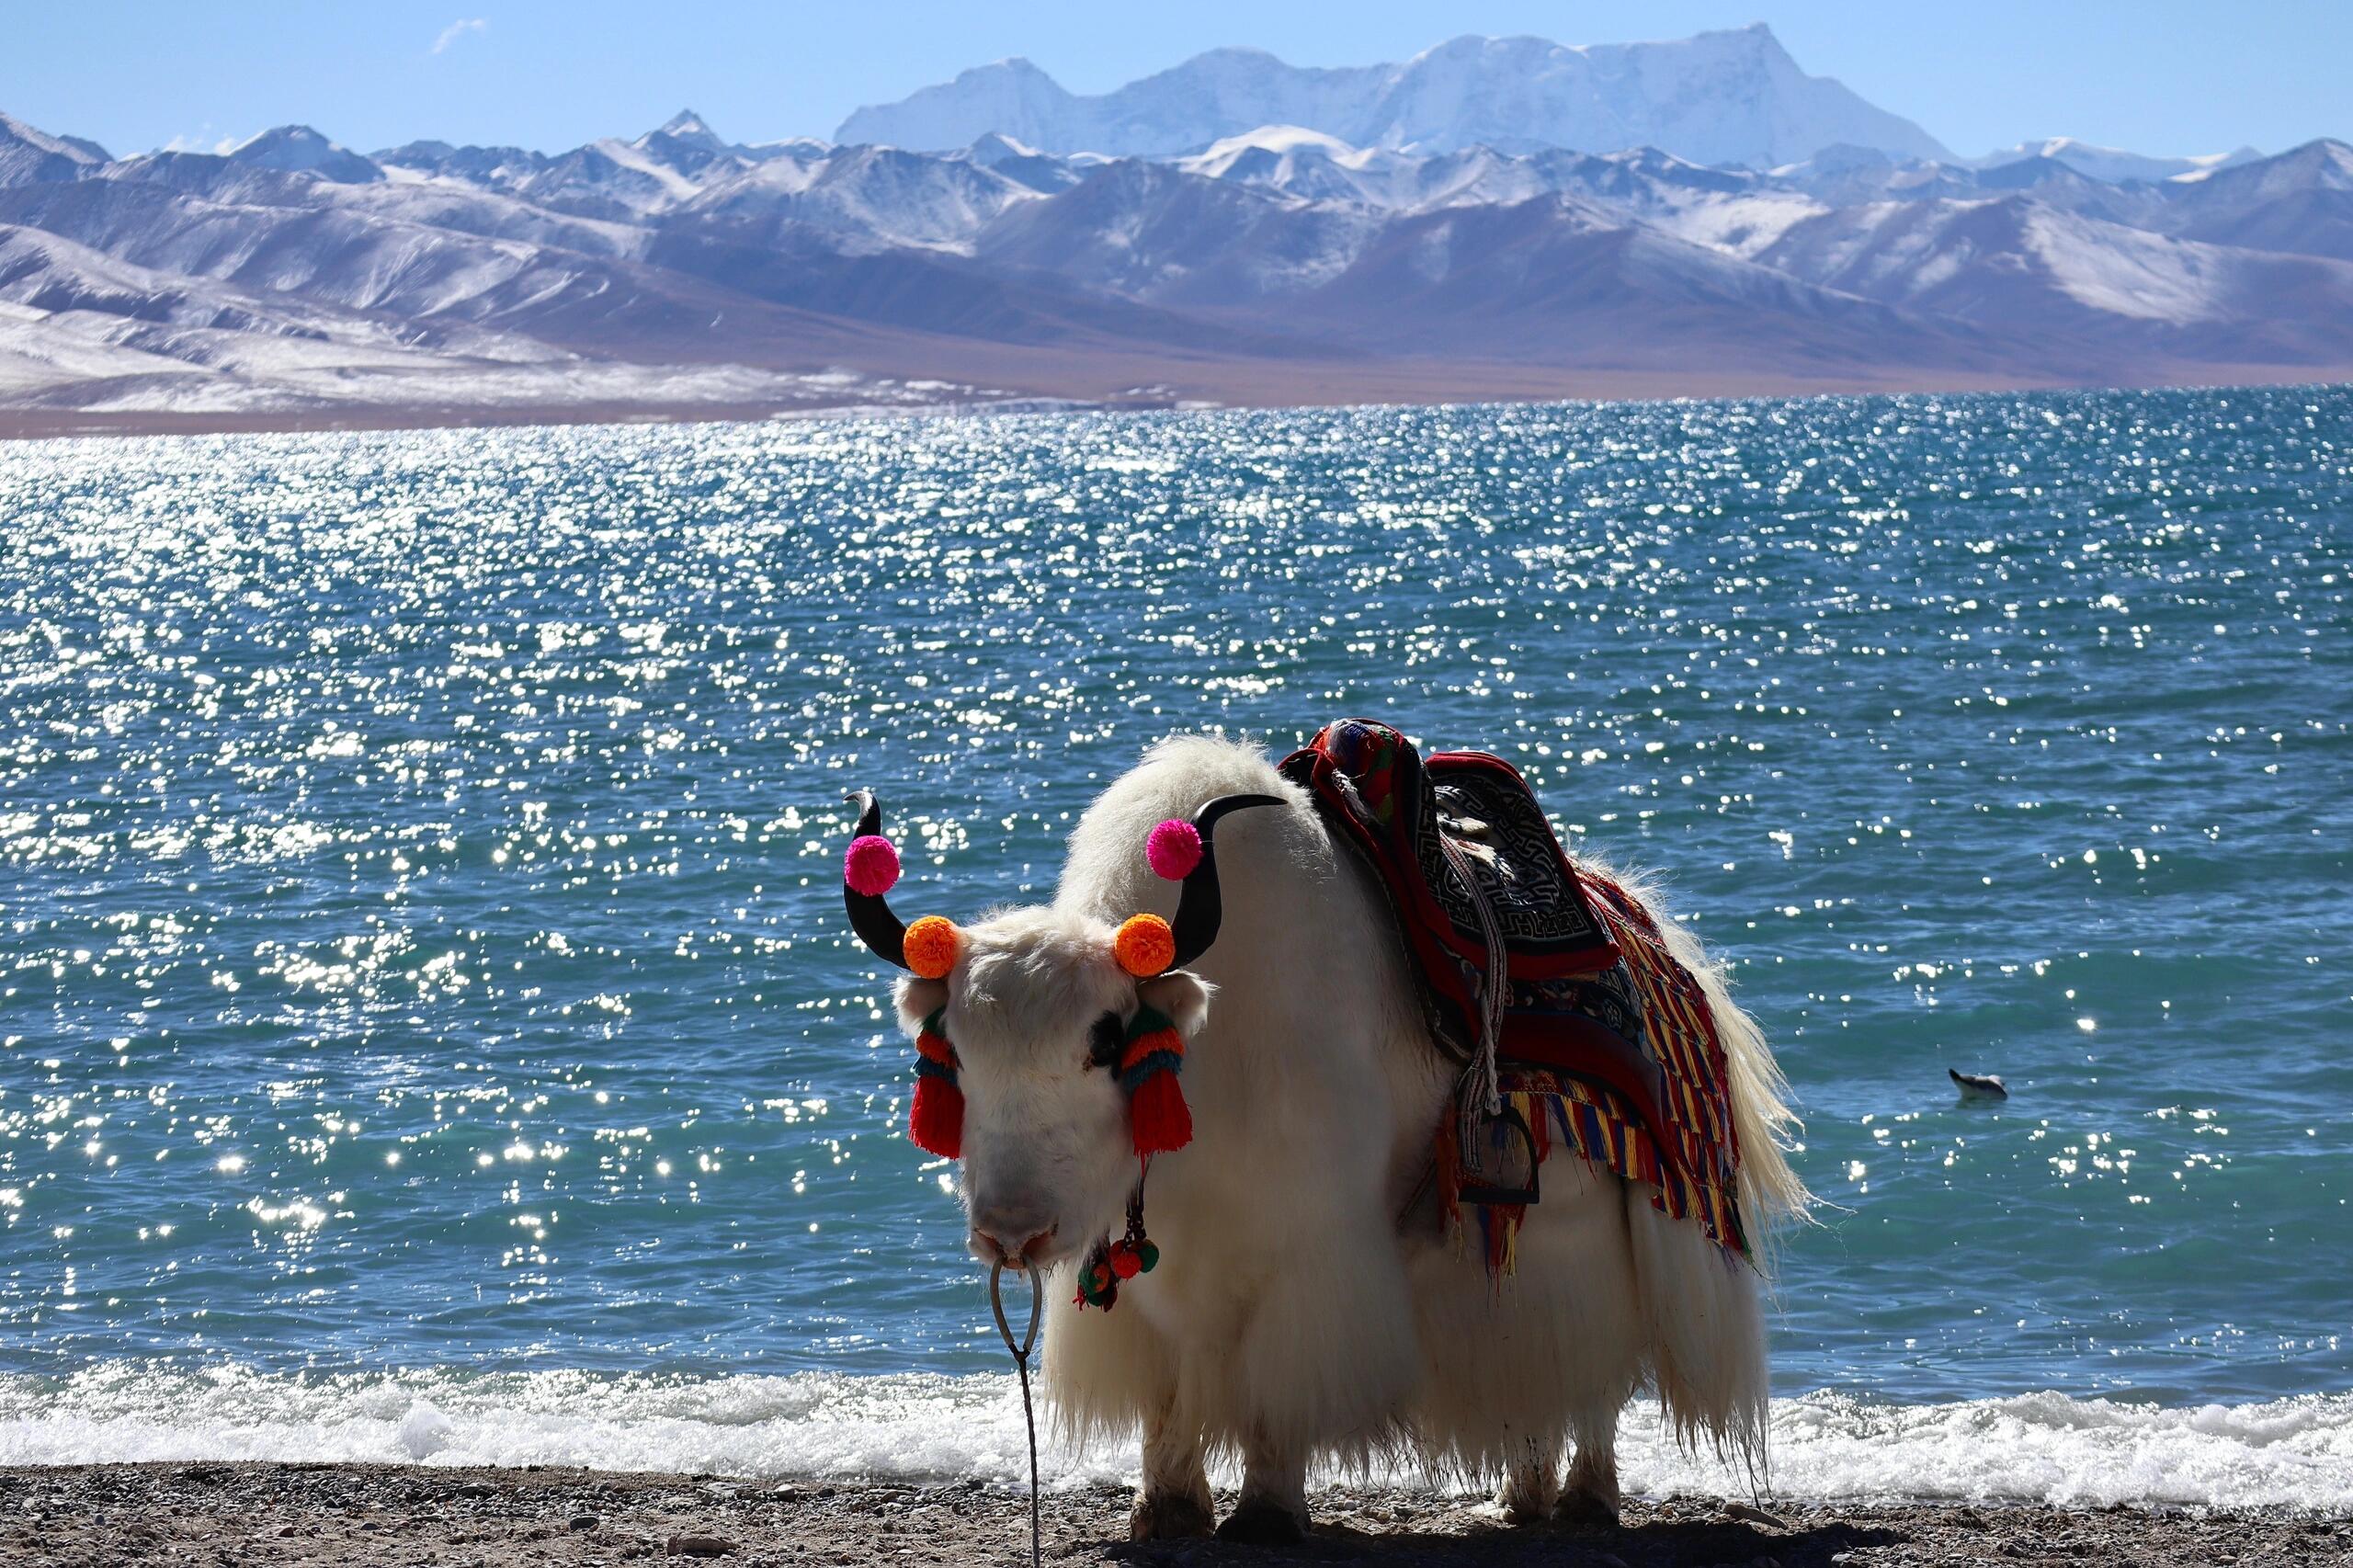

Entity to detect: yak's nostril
[970,1215,1056,1267]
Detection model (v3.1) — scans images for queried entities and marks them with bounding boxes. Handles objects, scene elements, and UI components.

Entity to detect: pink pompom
[844,835,902,897]
[1144,819,1202,881]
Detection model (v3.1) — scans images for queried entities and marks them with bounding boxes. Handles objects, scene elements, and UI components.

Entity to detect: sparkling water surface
[3,389,2347,1417]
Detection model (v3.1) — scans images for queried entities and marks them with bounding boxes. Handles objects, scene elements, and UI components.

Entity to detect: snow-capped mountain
[647,109,734,157]
[0,111,109,186]
[1754,192,2353,364]
[1,46,2347,430]
[1968,138,2263,185]
[2159,137,2353,260]
[226,125,384,184]
[836,27,1952,167]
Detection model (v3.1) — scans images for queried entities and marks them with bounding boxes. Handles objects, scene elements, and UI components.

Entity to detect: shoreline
[4,364,2348,444]
[0,1464,2342,1567]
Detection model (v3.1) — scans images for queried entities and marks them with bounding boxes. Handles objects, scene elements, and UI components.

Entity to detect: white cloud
[158,133,248,154]
[432,17,488,55]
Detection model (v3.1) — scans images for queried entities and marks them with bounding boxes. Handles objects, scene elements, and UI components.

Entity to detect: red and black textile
[1280,718,1749,1262]
[1278,718,1620,1062]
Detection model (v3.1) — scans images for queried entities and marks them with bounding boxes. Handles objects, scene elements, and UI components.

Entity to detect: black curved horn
[844,789,910,970]
[1168,793,1284,969]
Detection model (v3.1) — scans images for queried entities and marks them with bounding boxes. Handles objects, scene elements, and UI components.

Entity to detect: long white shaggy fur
[896,733,1806,1534]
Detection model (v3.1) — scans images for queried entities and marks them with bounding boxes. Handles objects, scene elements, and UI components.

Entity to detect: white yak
[845,733,1806,1543]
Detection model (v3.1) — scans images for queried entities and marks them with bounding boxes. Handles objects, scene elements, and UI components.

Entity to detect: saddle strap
[1436,827,1506,1147]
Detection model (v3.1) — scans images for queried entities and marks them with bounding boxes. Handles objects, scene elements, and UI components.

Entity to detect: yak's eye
[1085,1011,1125,1070]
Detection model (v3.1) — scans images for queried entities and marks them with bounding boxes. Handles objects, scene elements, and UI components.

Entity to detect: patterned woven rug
[1280,720,1748,1269]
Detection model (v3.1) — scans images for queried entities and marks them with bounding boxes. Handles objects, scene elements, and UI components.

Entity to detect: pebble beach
[2,1464,2345,1567]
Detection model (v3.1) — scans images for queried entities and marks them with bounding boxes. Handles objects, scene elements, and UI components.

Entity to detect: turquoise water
[1,390,2347,1497]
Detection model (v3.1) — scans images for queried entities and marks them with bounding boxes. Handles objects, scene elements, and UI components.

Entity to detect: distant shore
[5,361,2348,444]
[0,1462,2339,1567]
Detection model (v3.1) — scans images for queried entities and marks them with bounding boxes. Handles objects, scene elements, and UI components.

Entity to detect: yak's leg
[1552,1412,1621,1528]
[1216,1425,1309,1544]
[1495,1432,1562,1525]
[1042,1268,1203,1540]
[1210,1206,1415,1544]
[1130,1413,1212,1540]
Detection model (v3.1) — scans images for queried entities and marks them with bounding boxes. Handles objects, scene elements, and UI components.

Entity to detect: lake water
[1,389,2347,1506]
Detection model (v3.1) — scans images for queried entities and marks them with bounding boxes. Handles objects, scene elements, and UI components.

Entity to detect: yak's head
[841,790,1276,1270]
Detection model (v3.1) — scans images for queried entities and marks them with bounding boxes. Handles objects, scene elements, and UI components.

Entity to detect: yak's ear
[893,975,949,1036]
[1136,971,1213,1036]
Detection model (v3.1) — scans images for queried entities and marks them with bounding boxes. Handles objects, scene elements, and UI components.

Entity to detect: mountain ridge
[836,28,1954,167]
[2,30,2347,434]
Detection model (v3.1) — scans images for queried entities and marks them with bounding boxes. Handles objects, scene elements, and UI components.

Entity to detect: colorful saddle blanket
[1279,719,1749,1264]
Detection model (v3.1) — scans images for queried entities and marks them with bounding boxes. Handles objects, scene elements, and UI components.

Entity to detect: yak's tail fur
[1580,856,1811,1474]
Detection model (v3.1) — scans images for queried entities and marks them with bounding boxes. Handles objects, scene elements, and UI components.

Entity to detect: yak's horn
[1167,793,1283,970]
[843,790,910,970]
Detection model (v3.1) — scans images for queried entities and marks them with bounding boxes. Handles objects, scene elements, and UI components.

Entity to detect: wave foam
[2,1367,2346,1512]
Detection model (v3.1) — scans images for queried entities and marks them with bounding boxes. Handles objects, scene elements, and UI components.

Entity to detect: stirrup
[1454,1100,1540,1207]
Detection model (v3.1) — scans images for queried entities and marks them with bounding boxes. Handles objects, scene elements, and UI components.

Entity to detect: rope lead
[989,1261,1044,1568]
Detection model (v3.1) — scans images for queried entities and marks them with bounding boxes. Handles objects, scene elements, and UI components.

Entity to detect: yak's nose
[969,1210,1057,1268]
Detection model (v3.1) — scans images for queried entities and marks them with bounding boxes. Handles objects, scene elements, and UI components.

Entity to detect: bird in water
[1949,1068,2007,1101]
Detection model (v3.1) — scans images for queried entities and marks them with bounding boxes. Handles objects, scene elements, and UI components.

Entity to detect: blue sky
[5,2,2346,161]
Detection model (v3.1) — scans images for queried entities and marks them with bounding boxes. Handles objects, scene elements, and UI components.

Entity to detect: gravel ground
[0,1463,2343,1567]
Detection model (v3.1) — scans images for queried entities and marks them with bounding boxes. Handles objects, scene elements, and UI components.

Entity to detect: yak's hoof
[1216,1498,1308,1545]
[1550,1486,1620,1530]
[1130,1492,1214,1541]
[1496,1470,1560,1526]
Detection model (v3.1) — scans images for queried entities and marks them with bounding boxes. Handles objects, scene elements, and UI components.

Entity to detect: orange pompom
[1113,914,1176,977]
[903,915,961,979]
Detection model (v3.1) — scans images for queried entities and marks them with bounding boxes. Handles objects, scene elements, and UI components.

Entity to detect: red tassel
[909,1074,963,1158]
[1128,1070,1192,1155]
